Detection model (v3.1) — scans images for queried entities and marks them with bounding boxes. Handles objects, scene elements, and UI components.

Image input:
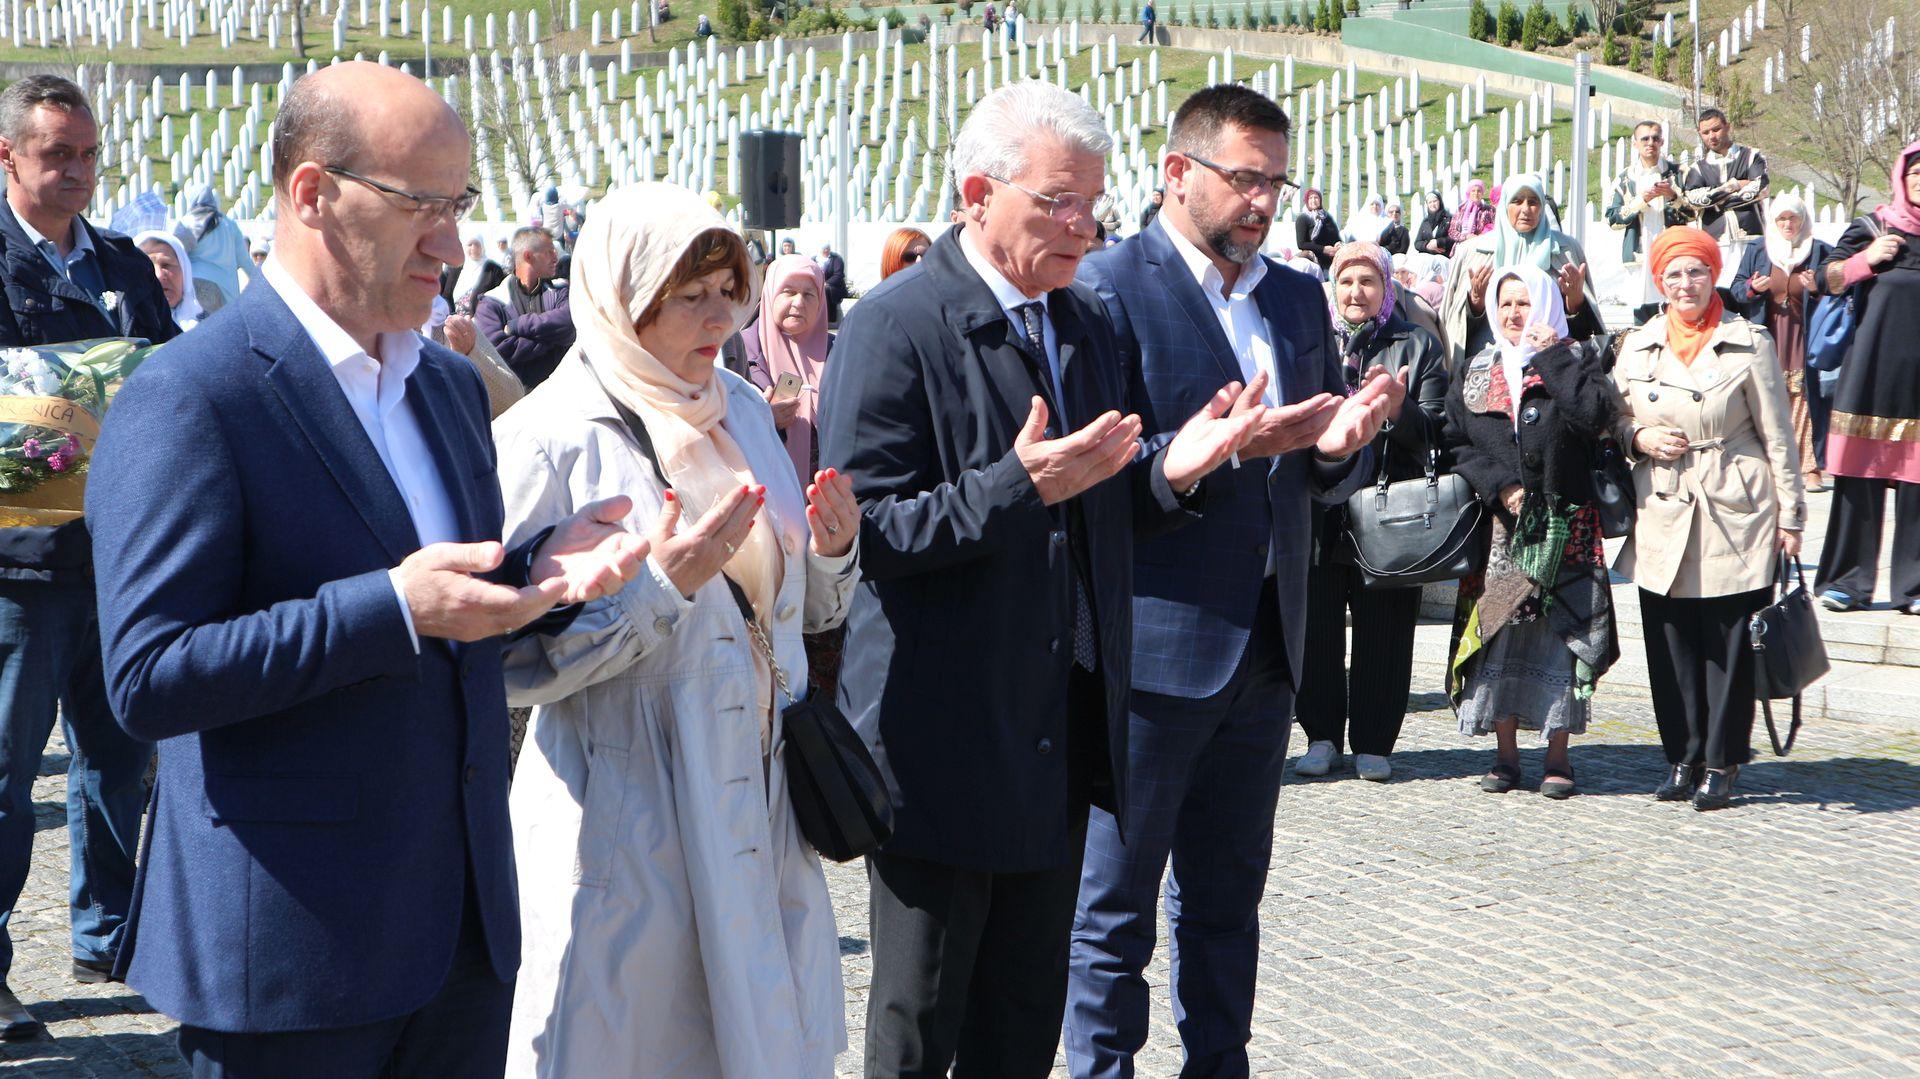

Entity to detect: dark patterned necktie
[1017,301,1096,670]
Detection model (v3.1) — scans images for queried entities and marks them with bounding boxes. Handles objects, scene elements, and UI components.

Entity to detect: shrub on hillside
[1628,36,1643,70]
[1602,27,1622,64]
[1653,38,1669,79]
[1496,0,1522,45]
[1467,0,1492,40]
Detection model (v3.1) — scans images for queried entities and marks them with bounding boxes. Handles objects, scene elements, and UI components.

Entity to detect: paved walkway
[7,692,1918,1076]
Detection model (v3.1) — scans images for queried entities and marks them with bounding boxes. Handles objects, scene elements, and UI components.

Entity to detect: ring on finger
[724,542,736,555]
[827,523,839,535]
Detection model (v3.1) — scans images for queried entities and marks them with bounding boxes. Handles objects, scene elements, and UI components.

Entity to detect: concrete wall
[1340,17,1682,110]
[967,20,1688,129]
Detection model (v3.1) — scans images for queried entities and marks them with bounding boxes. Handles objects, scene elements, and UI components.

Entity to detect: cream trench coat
[495,353,857,1078]
[1612,315,1806,598]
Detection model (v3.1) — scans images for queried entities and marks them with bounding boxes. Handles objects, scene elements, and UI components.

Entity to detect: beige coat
[496,354,857,1077]
[1612,315,1806,598]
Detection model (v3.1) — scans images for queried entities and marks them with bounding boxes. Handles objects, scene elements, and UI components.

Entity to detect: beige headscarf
[570,183,783,668]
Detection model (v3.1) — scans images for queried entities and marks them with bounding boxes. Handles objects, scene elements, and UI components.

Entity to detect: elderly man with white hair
[818,81,1265,1077]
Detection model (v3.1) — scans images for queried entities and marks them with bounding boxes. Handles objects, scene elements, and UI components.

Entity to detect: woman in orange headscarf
[879,227,932,280]
[1611,227,1804,811]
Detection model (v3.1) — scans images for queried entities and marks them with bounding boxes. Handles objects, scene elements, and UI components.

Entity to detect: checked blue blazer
[1078,218,1369,699]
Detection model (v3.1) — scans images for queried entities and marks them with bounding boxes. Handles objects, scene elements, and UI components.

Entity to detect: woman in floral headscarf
[1443,263,1620,799]
[1448,178,1495,242]
[1295,242,1451,783]
[496,182,861,1075]
[1813,138,1920,616]
[1440,173,1604,369]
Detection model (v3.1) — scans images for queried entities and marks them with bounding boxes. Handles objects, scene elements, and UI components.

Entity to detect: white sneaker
[1354,754,1392,782]
[1294,740,1340,777]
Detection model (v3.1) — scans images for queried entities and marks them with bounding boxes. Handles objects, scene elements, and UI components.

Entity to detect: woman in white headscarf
[1344,193,1391,245]
[174,183,248,306]
[495,182,861,1077]
[1440,173,1604,368]
[133,229,207,331]
[1443,264,1620,800]
[1730,192,1836,489]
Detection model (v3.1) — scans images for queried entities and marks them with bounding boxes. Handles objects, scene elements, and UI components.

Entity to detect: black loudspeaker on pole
[739,129,804,231]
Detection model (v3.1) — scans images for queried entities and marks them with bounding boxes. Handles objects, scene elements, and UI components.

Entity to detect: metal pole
[834,76,849,261]
[1570,52,1589,246]
[1689,0,1701,123]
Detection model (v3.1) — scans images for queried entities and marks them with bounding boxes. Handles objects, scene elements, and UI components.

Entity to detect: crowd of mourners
[0,61,1913,1079]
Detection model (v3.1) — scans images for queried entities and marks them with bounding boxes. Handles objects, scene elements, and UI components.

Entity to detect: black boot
[1693,766,1739,811]
[1655,764,1700,801]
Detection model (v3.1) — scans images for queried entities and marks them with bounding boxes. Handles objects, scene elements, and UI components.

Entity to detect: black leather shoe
[1656,764,1701,801]
[1694,766,1739,811]
[72,956,115,984]
[0,983,43,1041]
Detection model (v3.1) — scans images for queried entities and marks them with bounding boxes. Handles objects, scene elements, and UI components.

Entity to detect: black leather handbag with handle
[1332,447,1489,589]
[1749,554,1830,756]
[587,360,894,860]
[1589,437,1636,539]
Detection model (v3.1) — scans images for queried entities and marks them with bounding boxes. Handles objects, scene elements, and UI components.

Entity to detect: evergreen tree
[1467,0,1492,39]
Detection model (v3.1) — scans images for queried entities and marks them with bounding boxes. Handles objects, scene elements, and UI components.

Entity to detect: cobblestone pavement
[6,697,1919,1076]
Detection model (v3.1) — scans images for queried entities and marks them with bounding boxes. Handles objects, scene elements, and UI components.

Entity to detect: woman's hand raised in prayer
[649,485,764,599]
[807,468,858,558]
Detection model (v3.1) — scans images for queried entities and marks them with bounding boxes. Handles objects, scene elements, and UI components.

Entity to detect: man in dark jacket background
[816,242,847,325]
[0,73,178,1040]
[820,80,1264,1077]
[474,225,572,388]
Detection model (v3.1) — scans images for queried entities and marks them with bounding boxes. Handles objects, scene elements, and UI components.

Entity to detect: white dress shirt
[959,227,1067,420]
[1160,218,1282,409]
[262,257,462,653]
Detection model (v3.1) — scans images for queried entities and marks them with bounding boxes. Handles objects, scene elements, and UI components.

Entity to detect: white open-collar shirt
[1160,216,1282,408]
[959,226,1068,421]
[262,256,461,652]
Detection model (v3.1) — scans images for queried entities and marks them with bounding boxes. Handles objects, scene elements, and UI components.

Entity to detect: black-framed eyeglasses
[1182,153,1298,204]
[323,165,480,223]
[900,249,924,264]
[985,173,1116,224]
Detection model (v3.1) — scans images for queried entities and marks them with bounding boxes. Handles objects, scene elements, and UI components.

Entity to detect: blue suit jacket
[86,280,526,1033]
[1079,220,1367,699]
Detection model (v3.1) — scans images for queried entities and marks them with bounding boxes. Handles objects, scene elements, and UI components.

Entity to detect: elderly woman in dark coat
[1295,188,1342,272]
[1295,243,1451,783]
[1413,190,1454,259]
[1443,263,1621,799]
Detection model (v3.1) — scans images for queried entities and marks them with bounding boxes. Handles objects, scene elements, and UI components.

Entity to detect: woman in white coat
[496,182,861,1077]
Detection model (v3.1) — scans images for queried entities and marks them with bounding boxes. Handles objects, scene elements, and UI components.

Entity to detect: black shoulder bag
[1749,554,1830,756]
[586,362,894,861]
[1332,446,1489,589]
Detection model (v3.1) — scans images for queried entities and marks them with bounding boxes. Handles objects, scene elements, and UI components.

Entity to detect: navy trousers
[0,579,149,981]
[176,879,512,1079]
[1065,580,1292,1079]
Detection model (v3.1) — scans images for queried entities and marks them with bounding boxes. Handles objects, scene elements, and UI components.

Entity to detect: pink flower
[46,447,71,472]
[21,438,40,459]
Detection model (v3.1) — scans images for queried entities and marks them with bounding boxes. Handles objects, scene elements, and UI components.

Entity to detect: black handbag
[1332,448,1489,589]
[1589,437,1636,540]
[721,579,895,862]
[587,359,894,860]
[1749,554,1830,756]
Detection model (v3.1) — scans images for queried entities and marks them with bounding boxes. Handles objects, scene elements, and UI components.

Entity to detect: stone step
[1410,488,1919,668]
[1407,620,1920,728]
[1419,578,1920,668]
